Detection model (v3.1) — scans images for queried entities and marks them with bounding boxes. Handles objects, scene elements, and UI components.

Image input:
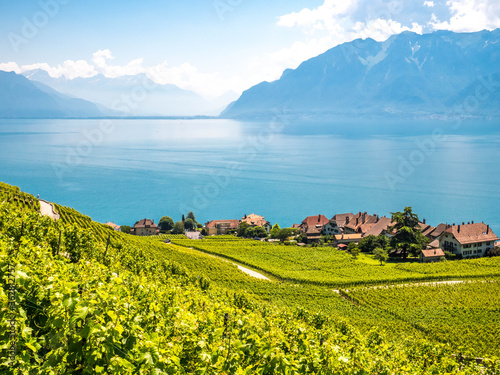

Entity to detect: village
[105,210,500,263]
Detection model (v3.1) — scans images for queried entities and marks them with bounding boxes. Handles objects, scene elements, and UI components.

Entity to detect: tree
[373,247,388,265]
[277,228,298,243]
[181,214,185,222]
[120,225,131,234]
[359,234,390,253]
[389,207,428,260]
[158,216,174,232]
[270,223,281,239]
[184,218,195,231]
[251,226,267,238]
[238,222,250,237]
[350,246,360,259]
[172,221,185,234]
[187,211,197,223]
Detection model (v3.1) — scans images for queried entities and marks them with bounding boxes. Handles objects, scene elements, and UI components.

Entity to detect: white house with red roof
[438,223,498,258]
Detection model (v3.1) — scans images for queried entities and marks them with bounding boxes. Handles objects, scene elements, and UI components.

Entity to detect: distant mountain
[22,71,237,116]
[222,29,500,119]
[0,71,105,118]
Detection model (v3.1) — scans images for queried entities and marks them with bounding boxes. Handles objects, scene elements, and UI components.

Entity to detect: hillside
[0,71,105,118]
[1,182,499,373]
[222,29,500,119]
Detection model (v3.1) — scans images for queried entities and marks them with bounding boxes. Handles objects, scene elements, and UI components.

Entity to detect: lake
[1,118,499,233]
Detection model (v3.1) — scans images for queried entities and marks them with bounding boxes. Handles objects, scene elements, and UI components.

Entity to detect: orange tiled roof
[443,223,498,245]
[206,219,240,229]
[133,218,158,229]
[301,215,330,227]
[241,213,269,227]
[421,248,445,257]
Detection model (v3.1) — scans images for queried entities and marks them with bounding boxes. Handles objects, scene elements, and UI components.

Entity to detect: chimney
[423,218,426,224]
[453,223,455,226]
[462,222,465,225]
[318,215,321,222]
[468,222,470,225]
[487,225,490,234]
[362,215,365,224]
[458,225,460,233]
[346,216,350,224]
[472,221,474,224]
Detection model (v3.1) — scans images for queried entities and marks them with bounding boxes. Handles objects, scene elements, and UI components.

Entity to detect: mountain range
[0,71,104,118]
[22,70,236,117]
[222,29,500,119]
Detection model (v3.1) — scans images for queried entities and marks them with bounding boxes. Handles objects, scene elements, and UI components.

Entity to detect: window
[486,242,491,245]
[478,242,482,246]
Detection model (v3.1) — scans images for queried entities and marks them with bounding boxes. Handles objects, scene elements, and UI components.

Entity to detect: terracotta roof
[335,234,364,241]
[106,222,121,230]
[306,226,323,235]
[443,223,499,245]
[337,244,348,249]
[241,213,269,227]
[421,248,445,258]
[133,218,158,229]
[429,223,448,238]
[332,213,354,227]
[344,212,381,233]
[427,239,440,248]
[291,224,301,229]
[421,223,436,237]
[205,219,240,229]
[364,216,394,237]
[301,215,330,227]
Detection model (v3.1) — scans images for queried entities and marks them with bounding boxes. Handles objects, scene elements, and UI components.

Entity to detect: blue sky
[1,0,499,97]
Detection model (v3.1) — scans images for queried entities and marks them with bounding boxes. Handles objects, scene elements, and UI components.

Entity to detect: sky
[1,0,500,98]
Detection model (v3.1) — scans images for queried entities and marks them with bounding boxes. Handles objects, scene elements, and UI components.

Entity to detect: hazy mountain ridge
[222,29,500,119]
[0,71,105,118]
[22,70,238,117]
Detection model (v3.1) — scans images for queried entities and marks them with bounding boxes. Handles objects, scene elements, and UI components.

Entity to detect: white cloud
[352,19,423,41]
[424,1,435,7]
[430,0,500,32]
[277,0,358,31]
[0,62,21,73]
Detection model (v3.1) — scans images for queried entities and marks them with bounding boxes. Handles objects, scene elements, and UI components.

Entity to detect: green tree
[373,247,388,265]
[359,234,390,253]
[181,214,185,222]
[172,221,185,234]
[238,221,250,237]
[184,218,195,231]
[250,226,267,238]
[350,246,360,259]
[120,225,131,234]
[390,207,428,260]
[158,216,174,232]
[277,228,298,243]
[270,223,281,239]
[187,211,197,223]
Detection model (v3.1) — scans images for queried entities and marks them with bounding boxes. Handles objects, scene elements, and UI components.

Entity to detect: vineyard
[0,182,40,212]
[1,182,500,373]
[344,280,500,357]
[169,238,500,287]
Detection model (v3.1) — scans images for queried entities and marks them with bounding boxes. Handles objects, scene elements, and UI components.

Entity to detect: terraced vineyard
[170,238,500,287]
[2,182,500,373]
[345,280,500,357]
[0,182,40,212]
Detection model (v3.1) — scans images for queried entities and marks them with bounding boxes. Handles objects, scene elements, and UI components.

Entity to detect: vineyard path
[39,200,60,221]
[186,246,272,281]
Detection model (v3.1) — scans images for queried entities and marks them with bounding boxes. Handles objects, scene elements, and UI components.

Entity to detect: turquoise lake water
[1,118,499,233]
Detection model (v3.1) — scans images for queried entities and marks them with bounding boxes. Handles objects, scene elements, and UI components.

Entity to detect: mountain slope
[23,70,236,116]
[0,71,105,118]
[222,29,500,119]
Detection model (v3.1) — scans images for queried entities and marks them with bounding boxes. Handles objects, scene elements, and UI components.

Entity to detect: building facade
[438,223,498,258]
[131,218,160,236]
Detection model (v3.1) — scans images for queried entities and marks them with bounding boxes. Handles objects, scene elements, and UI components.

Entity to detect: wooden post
[104,234,111,257]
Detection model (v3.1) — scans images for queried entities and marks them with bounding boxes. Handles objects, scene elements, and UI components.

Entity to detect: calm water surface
[0,118,499,233]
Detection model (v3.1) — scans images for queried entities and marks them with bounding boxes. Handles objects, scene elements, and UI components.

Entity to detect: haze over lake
[1,118,499,232]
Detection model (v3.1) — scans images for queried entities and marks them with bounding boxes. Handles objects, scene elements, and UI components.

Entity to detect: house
[205,219,240,236]
[343,212,380,234]
[334,233,364,246]
[426,223,449,240]
[420,248,445,263]
[298,214,330,242]
[324,213,354,235]
[131,218,160,236]
[364,216,395,237]
[241,213,272,233]
[105,222,121,232]
[419,219,436,238]
[438,223,499,258]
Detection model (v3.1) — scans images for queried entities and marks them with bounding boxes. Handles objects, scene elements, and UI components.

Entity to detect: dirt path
[184,246,271,281]
[39,200,60,220]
